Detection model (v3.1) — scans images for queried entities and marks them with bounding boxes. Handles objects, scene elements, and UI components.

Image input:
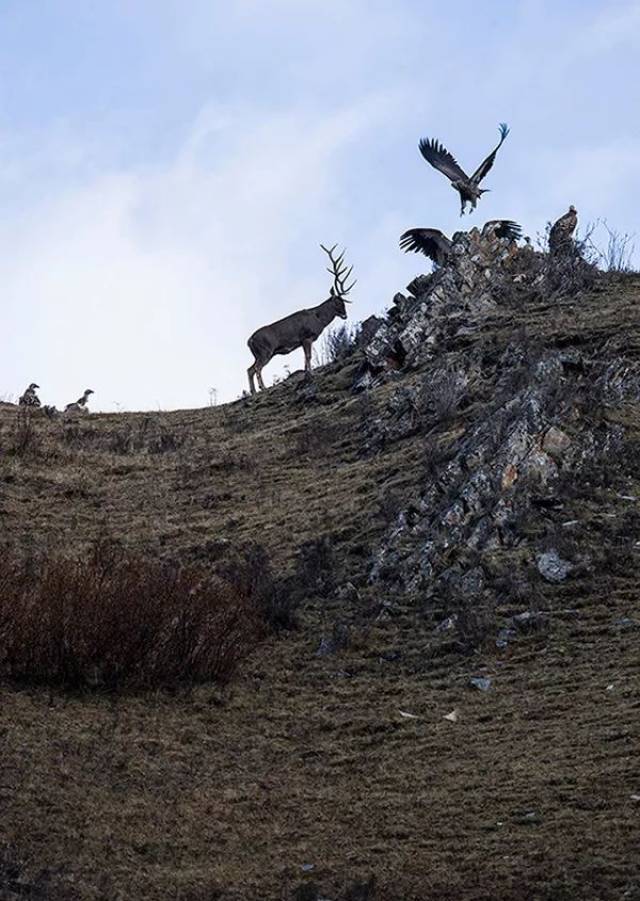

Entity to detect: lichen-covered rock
[542,426,572,459]
[537,550,574,583]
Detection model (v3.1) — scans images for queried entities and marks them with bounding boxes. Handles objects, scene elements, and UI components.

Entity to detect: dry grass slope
[1,272,640,899]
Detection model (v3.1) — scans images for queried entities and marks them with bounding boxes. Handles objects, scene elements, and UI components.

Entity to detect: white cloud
[0,96,398,410]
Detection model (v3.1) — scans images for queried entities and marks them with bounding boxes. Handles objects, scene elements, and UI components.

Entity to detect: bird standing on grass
[419,123,510,215]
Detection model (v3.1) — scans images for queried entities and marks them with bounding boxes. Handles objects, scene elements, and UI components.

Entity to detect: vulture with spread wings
[400,220,522,265]
[419,123,510,215]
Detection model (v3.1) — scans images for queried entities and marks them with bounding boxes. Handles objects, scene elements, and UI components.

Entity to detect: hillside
[1,230,640,900]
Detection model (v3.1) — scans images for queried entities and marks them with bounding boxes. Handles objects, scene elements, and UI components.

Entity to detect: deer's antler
[320,243,357,300]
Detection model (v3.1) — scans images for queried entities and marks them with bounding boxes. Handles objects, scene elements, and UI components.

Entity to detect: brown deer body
[247,245,356,395]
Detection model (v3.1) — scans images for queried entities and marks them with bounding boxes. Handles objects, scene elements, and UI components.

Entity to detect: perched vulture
[64,388,94,413]
[549,206,578,254]
[419,123,510,215]
[400,220,522,265]
[18,383,41,407]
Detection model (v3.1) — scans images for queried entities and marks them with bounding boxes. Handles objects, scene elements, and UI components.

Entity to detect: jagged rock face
[368,344,627,601]
[364,226,519,371]
[361,228,637,607]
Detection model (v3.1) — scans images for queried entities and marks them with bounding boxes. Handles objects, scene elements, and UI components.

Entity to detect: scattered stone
[443,709,460,723]
[537,549,574,583]
[469,676,492,692]
[613,616,638,631]
[511,809,542,826]
[398,710,419,719]
[301,864,315,872]
[435,614,458,633]
[512,611,549,631]
[542,426,571,458]
[496,626,517,649]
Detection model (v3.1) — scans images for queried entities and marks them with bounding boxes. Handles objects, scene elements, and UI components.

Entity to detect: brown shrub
[9,408,42,459]
[0,542,263,690]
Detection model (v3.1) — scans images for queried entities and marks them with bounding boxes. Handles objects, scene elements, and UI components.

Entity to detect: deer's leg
[256,365,266,391]
[248,364,257,395]
[303,340,313,377]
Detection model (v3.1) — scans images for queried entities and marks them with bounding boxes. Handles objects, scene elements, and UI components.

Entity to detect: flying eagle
[419,123,510,216]
[400,220,522,265]
[549,206,578,254]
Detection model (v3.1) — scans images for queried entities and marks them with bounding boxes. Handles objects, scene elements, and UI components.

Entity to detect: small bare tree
[587,220,636,273]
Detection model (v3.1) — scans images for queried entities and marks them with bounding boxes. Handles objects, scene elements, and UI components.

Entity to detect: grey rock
[470,676,492,692]
[435,614,458,633]
[542,426,571,458]
[537,549,574,583]
[496,627,517,649]
[512,611,549,631]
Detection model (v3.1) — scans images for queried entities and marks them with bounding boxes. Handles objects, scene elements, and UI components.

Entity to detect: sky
[1,0,639,411]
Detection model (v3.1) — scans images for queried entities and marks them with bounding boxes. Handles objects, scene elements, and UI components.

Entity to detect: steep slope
[1,232,640,900]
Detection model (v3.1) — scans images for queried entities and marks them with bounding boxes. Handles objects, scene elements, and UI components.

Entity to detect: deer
[247,244,356,395]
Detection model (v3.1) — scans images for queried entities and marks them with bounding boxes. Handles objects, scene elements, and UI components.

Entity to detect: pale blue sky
[2,0,639,410]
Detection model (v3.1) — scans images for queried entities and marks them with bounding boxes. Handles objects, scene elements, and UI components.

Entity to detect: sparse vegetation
[0,541,262,689]
[419,364,469,424]
[586,220,637,273]
[9,408,41,459]
[318,322,361,365]
[1,245,640,900]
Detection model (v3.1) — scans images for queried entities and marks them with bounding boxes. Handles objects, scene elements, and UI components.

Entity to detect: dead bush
[586,220,637,273]
[318,323,361,365]
[216,542,299,631]
[9,409,41,459]
[0,542,263,690]
[108,418,184,455]
[420,366,469,424]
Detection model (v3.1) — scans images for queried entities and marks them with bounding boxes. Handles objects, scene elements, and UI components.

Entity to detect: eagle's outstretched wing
[484,219,522,241]
[418,138,469,184]
[399,228,452,263]
[470,123,509,186]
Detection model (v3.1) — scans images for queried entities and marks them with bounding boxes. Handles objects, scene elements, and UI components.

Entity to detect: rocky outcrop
[358,224,636,611]
[363,223,522,371]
